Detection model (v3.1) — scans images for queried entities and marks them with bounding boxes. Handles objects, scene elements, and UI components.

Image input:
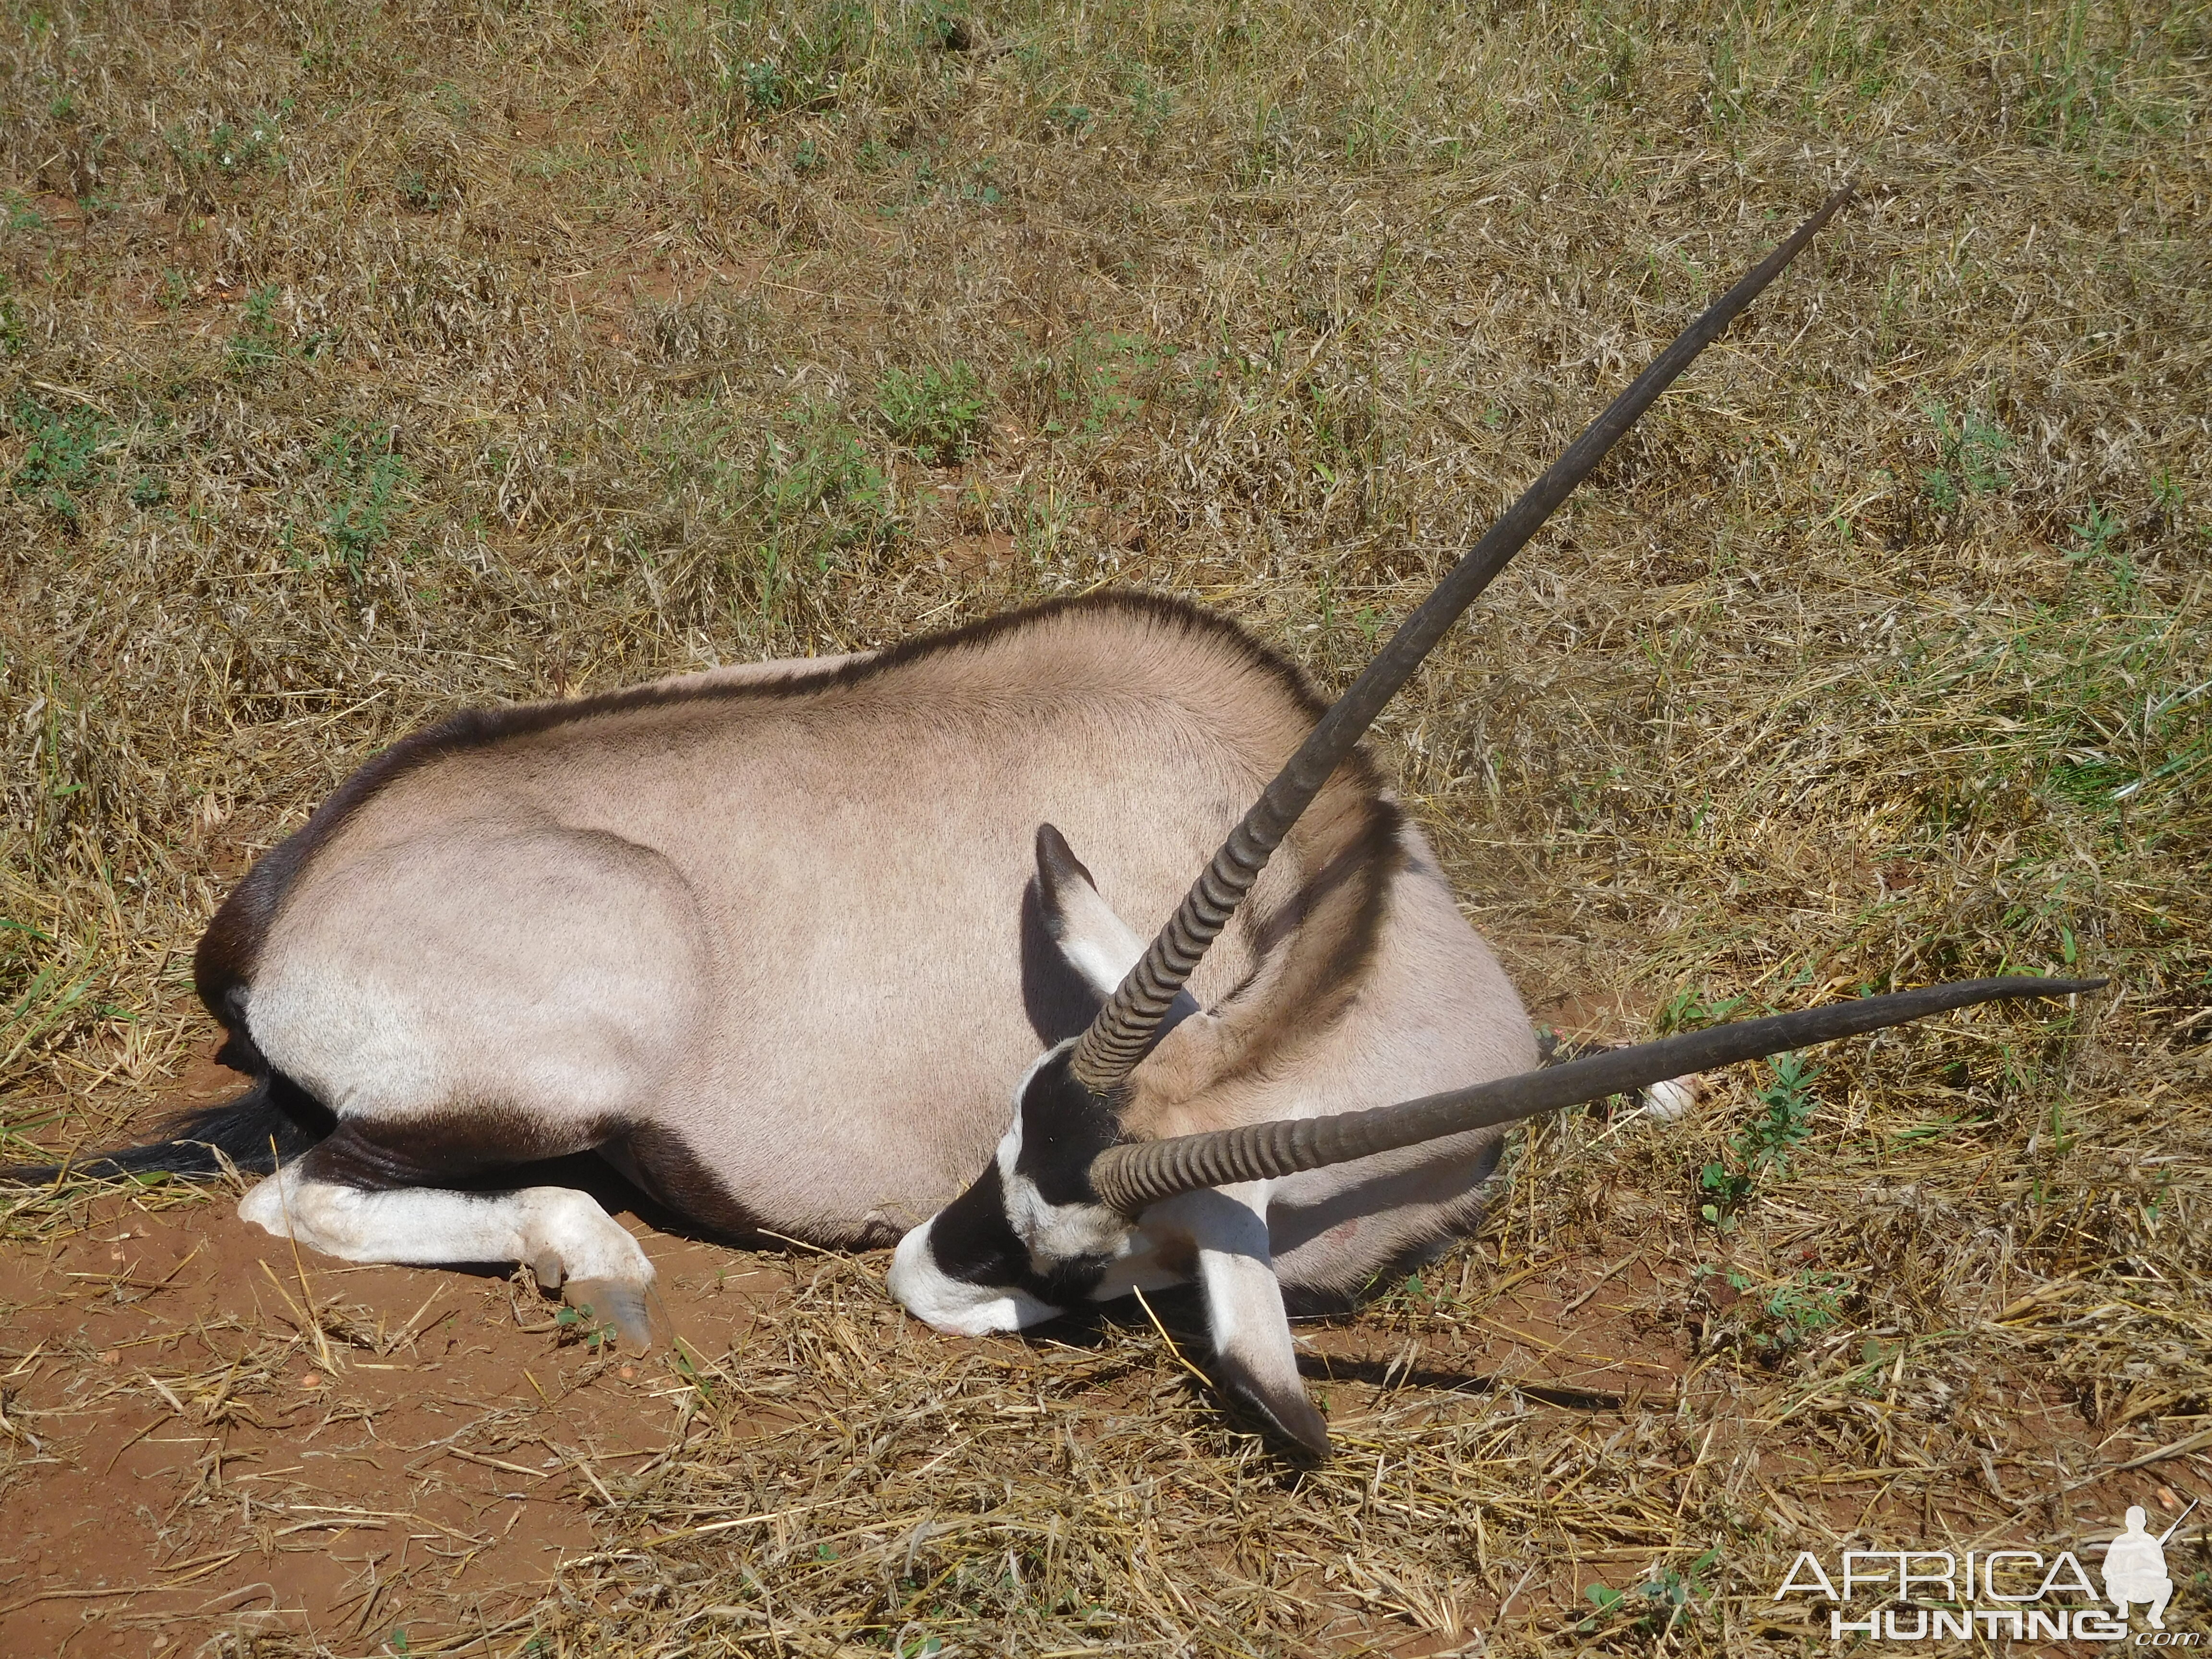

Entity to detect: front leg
[1147,1181,1329,1455]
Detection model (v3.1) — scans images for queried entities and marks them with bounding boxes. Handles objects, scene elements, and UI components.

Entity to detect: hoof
[532,1250,565,1293]
[562,1277,657,1350]
[1227,1375,1333,1460]
[1264,1389,1334,1461]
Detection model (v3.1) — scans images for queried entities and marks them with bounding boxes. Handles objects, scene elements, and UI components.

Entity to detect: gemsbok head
[887,186,2101,1453]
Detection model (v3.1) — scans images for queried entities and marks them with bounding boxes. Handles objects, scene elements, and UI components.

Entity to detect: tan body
[222,597,1532,1349]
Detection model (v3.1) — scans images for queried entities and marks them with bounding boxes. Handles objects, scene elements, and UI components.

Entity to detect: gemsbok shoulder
[13,187,2099,1455]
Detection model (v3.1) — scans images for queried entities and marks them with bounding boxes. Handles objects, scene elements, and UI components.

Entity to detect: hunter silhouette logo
[1772,1500,2200,1643]
[2106,1503,2193,1630]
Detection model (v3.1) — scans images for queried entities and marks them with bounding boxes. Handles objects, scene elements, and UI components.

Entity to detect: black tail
[2,1070,335,1185]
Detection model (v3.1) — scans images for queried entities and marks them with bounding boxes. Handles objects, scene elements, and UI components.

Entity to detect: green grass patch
[875,362,986,466]
[7,395,114,523]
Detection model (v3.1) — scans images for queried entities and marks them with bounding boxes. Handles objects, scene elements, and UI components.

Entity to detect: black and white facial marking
[889,1041,1136,1334]
[890,821,1202,1335]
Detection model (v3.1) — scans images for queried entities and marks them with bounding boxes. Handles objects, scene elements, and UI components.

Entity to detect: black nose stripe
[924,1159,1114,1309]
[927,1161,1030,1288]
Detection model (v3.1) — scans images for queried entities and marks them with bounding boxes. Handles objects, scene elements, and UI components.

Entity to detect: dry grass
[3,0,2211,1652]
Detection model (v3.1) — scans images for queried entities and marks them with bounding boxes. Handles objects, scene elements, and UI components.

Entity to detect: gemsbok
[14,187,2097,1455]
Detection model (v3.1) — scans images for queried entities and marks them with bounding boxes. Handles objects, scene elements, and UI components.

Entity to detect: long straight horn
[1087,977,2104,1213]
[1069,185,1857,1094]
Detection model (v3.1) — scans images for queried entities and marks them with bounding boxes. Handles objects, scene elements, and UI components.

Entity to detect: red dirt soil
[0,1057,818,1653]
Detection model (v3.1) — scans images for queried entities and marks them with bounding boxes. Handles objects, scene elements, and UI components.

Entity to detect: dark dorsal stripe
[193,592,1388,1050]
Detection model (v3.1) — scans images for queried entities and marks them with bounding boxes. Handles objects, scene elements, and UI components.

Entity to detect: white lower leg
[1151,1182,1330,1455]
[239,1165,656,1341]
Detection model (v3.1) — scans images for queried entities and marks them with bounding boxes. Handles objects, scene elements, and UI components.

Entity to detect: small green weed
[1024,330,1172,437]
[742,59,793,111]
[1918,401,2012,511]
[671,1345,714,1406]
[757,410,888,528]
[0,274,25,357]
[908,1,971,52]
[1697,1161,1755,1226]
[646,395,894,631]
[1699,1052,1821,1228]
[1760,1268,1846,1343]
[395,165,445,212]
[1580,1548,1718,1635]
[1695,1264,1848,1360]
[2068,497,2125,564]
[1655,985,1749,1034]
[720,6,860,120]
[226,284,285,377]
[876,362,986,465]
[170,110,285,183]
[704,398,899,622]
[316,426,415,579]
[1124,68,1174,136]
[552,1301,617,1353]
[211,117,281,174]
[7,396,115,521]
[1851,1335,1904,1394]
[1237,104,1294,185]
[2018,21,2158,153]
[951,161,1003,207]
[1895,543,2206,829]
[1368,1264,1459,1319]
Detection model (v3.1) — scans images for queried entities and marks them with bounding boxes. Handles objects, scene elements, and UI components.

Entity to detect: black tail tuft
[2,1070,335,1185]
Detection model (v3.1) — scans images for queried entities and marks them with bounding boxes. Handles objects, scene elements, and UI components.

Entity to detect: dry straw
[3,0,2208,1652]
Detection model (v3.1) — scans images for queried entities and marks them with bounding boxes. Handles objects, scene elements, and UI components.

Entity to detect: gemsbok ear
[1034,825,1198,1026]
